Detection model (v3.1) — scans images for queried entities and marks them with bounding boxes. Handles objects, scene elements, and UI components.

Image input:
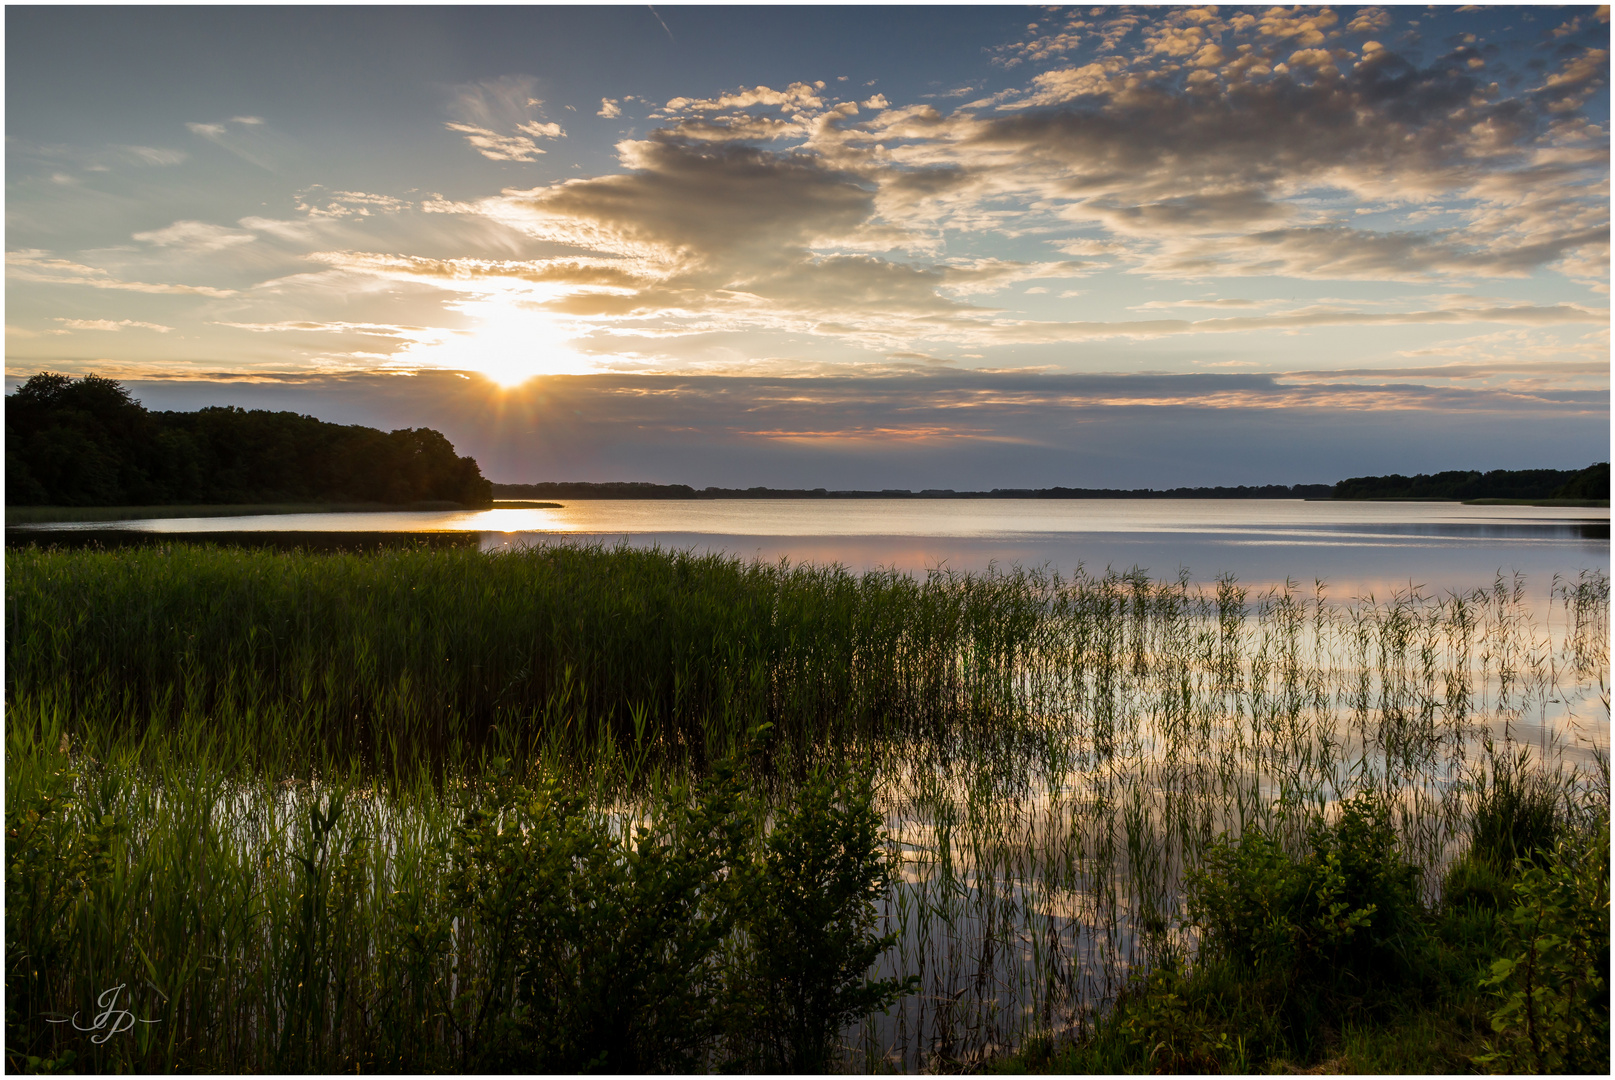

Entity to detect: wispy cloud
[446,76,566,161]
[184,115,282,170]
[132,220,256,253]
[7,249,237,297]
[55,318,175,333]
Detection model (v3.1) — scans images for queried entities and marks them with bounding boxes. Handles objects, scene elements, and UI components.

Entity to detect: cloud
[445,123,551,162]
[116,145,186,167]
[292,187,412,219]
[6,249,237,297]
[446,75,565,160]
[1288,359,1610,382]
[132,219,257,253]
[39,9,1599,393]
[662,81,826,115]
[481,136,876,270]
[184,115,283,169]
[971,302,1607,346]
[102,368,1606,494]
[55,318,174,333]
[305,250,652,292]
[1141,224,1612,281]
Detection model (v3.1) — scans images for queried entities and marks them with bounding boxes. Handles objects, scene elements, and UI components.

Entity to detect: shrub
[732,767,919,1072]
[435,754,915,1072]
[1186,791,1423,989]
[1475,815,1610,1074]
[441,759,750,1072]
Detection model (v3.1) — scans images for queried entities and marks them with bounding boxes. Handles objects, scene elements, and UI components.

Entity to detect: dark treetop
[6,373,492,507]
[1331,464,1609,502]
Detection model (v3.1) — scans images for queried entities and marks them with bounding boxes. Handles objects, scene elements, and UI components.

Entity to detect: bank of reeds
[5,542,1609,1071]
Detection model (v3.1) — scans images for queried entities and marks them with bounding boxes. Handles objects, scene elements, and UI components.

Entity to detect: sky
[5,5,1610,488]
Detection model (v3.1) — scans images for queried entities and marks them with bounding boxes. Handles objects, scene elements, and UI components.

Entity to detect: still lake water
[37,498,1610,597]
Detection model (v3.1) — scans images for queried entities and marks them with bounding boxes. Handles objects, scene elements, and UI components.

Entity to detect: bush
[1475,815,1610,1074]
[433,754,915,1072]
[733,767,919,1072]
[1186,791,1423,989]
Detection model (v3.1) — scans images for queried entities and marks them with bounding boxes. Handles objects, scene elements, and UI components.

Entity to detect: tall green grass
[5,543,1608,1071]
[7,543,1062,780]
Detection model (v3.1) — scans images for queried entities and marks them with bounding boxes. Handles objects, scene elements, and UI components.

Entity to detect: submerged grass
[4,541,1609,1071]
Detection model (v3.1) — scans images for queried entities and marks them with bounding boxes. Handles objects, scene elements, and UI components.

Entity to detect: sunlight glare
[407,298,595,388]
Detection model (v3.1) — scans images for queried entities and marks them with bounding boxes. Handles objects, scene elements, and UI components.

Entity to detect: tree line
[1333,464,1608,502]
[6,373,492,507]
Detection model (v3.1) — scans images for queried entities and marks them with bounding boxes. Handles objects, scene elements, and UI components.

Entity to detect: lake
[11,500,1609,1070]
[20,498,1609,598]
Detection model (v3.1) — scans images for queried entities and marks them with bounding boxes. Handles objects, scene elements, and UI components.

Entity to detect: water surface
[23,498,1608,596]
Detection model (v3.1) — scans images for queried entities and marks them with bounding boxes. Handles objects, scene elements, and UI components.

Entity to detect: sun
[408,298,595,387]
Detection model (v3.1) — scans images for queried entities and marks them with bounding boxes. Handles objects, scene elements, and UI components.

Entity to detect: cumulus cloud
[480,136,876,270]
[37,11,1599,396]
[662,81,826,114]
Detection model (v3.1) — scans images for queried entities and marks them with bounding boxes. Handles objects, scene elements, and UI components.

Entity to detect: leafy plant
[443,758,751,1071]
[5,732,124,1071]
[732,766,919,1072]
[1475,816,1610,1074]
[1117,962,1245,1073]
[1186,792,1421,988]
[1469,744,1564,876]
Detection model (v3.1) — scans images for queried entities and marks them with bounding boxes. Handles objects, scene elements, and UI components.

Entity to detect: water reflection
[11,498,1606,597]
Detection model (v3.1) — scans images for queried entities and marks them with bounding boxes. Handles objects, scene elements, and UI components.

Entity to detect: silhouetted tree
[6,372,493,507]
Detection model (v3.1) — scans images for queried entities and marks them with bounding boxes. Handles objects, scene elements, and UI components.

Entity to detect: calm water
[23,499,1608,596]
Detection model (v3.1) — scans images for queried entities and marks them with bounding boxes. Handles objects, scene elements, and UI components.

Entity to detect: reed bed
[5,542,1608,1071]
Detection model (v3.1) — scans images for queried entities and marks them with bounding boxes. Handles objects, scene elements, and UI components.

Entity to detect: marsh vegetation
[6,542,1608,1072]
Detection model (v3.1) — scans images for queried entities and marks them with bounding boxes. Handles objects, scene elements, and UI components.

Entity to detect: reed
[5,542,1607,1071]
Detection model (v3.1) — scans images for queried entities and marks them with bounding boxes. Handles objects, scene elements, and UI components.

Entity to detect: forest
[5,373,492,508]
[1333,464,1609,502]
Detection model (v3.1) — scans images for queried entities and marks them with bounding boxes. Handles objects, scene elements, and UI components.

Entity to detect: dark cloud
[490,136,875,272]
[96,368,1609,490]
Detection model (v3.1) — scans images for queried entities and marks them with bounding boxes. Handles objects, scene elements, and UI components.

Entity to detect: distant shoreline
[492,482,1337,501]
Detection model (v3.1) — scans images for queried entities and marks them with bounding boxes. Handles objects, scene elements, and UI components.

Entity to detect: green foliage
[442,759,753,1071]
[4,731,125,1071]
[1116,963,1247,1073]
[5,371,492,507]
[1186,792,1422,988]
[1475,816,1610,1074]
[1469,745,1565,876]
[388,753,915,1073]
[4,544,1606,1072]
[5,543,1049,778]
[1551,462,1611,501]
[735,766,919,1072]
